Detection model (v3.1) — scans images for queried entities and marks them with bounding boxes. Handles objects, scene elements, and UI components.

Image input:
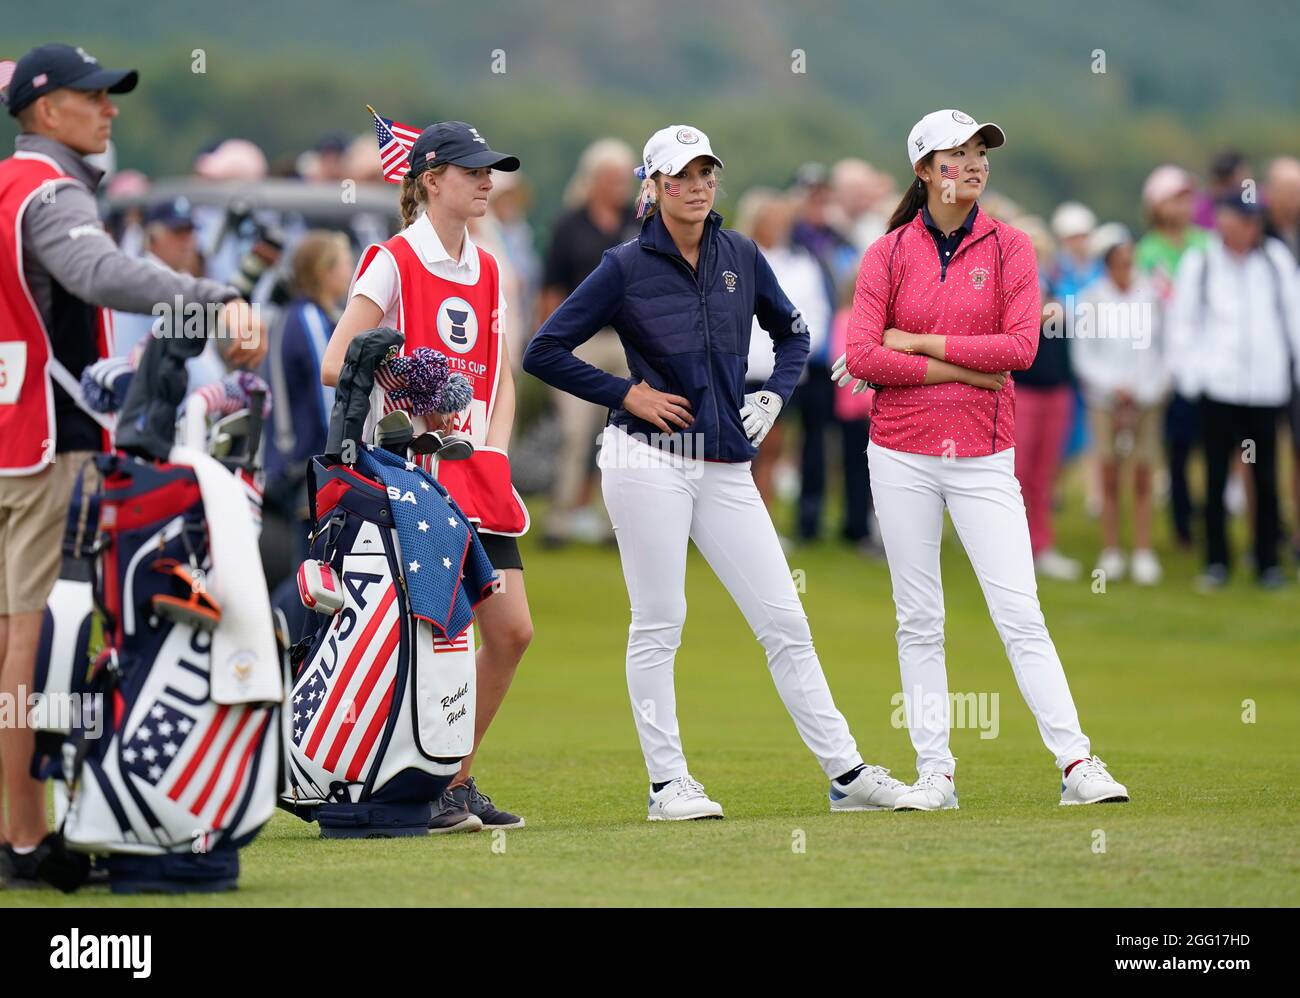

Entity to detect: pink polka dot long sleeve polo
[846,207,1042,457]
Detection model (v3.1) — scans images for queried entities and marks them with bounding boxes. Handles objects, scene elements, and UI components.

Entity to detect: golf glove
[740,389,782,445]
[831,352,873,395]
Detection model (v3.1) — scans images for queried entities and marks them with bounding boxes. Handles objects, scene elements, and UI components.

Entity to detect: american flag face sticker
[940,163,961,180]
[663,178,684,197]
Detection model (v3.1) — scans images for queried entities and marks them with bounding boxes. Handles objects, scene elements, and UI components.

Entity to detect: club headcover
[115,327,209,461]
[325,327,405,463]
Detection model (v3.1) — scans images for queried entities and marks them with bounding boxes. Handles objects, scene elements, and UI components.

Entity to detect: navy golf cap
[1215,191,1264,218]
[4,43,138,117]
[408,121,519,176]
[145,196,195,230]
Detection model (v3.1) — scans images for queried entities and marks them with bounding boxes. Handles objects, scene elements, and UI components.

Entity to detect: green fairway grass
[6,468,1298,907]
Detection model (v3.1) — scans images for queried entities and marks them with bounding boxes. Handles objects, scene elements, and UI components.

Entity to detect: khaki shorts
[0,451,98,615]
[1089,404,1162,464]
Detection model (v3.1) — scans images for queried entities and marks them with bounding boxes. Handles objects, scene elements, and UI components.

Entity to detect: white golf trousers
[867,441,1091,775]
[599,425,863,783]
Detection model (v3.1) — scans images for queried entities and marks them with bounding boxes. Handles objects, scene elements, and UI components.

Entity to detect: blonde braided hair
[398,164,450,227]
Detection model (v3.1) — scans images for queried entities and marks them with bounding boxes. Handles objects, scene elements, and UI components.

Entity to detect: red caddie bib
[352,233,528,536]
[0,152,112,475]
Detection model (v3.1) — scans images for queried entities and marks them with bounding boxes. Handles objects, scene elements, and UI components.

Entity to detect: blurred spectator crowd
[93,131,1300,593]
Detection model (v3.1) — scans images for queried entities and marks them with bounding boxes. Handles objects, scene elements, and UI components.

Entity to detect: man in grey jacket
[0,43,263,887]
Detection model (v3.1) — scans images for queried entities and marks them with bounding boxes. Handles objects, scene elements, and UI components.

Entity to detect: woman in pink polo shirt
[833,110,1129,811]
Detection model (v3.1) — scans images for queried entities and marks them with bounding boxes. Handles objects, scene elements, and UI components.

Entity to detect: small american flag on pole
[367,105,422,184]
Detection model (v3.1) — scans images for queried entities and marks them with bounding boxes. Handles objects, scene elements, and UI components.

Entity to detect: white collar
[410,212,475,270]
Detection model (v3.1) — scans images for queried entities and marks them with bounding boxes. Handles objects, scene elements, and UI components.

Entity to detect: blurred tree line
[4,0,1298,236]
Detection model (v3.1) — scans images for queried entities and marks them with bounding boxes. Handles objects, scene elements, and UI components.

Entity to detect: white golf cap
[641,124,724,178]
[907,109,1006,166]
[1089,221,1132,260]
[1051,201,1098,240]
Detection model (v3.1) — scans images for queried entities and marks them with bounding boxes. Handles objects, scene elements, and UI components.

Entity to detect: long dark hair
[886,155,932,233]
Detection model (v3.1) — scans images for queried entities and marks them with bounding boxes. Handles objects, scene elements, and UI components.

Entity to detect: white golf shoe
[647,776,724,821]
[1035,548,1082,582]
[1131,549,1162,586]
[892,770,959,811]
[1096,547,1127,582]
[1060,756,1129,805]
[829,764,909,812]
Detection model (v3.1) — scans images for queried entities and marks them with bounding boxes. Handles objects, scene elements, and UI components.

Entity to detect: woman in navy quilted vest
[524,124,906,821]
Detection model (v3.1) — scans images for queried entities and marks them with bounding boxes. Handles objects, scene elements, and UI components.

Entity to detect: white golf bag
[282,326,494,838]
[283,451,493,837]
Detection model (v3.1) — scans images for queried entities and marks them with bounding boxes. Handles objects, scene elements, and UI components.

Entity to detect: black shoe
[464,777,525,829]
[429,784,484,834]
[1196,563,1229,592]
[0,844,43,890]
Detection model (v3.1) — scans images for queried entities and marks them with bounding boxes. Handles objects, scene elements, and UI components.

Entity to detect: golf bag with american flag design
[282,450,494,838]
[31,333,282,893]
[38,453,283,893]
[282,326,495,838]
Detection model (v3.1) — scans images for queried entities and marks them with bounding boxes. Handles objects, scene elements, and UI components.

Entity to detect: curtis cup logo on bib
[436,296,478,354]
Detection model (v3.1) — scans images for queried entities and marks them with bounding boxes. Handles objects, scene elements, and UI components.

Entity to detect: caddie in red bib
[323,116,533,833]
[0,151,113,473]
[350,211,529,537]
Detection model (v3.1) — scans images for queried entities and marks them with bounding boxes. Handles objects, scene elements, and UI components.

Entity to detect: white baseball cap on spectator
[906,109,1006,166]
[639,125,723,178]
[1142,165,1195,208]
[1051,201,1097,240]
[1089,222,1132,261]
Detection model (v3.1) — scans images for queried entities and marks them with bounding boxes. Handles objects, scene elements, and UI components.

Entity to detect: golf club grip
[244,387,267,472]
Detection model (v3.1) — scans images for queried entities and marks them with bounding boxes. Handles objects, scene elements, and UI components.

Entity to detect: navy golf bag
[282,327,495,838]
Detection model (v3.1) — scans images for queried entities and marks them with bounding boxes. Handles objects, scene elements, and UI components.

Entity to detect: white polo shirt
[351,211,507,337]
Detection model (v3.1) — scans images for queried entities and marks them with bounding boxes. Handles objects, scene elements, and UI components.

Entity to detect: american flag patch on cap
[33,72,48,87]
[426,150,436,162]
